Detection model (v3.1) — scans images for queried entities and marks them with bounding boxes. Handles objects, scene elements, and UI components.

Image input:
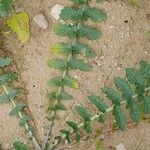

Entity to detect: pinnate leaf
[85,8,107,22]
[0,73,17,85]
[0,0,12,17]
[126,68,144,86]
[60,130,70,143]
[13,140,30,150]
[101,87,120,105]
[9,103,25,116]
[98,114,105,123]
[66,121,79,132]
[139,60,150,80]
[78,25,101,40]
[0,58,11,67]
[48,91,73,100]
[83,121,91,133]
[144,96,150,114]
[127,100,141,123]
[50,42,95,58]
[70,0,87,4]
[114,77,133,100]
[0,89,20,104]
[54,24,101,40]
[48,103,67,111]
[60,7,86,21]
[113,106,126,130]
[88,95,107,113]
[53,24,76,38]
[75,105,91,122]
[48,75,79,89]
[48,59,67,70]
[69,59,91,71]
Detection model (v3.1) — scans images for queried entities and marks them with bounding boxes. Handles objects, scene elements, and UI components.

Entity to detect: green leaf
[69,0,87,5]
[66,121,80,141]
[54,136,62,144]
[73,42,96,58]
[60,7,86,21]
[101,87,120,105]
[83,121,91,133]
[19,115,31,127]
[50,42,96,58]
[88,95,107,113]
[96,0,105,3]
[47,76,62,87]
[66,121,79,132]
[48,59,67,70]
[78,25,101,40]
[144,96,150,114]
[126,68,144,86]
[48,103,67,111]
[139,60,150,80]
[75,132,80,142]
[0,89,20,104]
[53,24,76,38]
[69,59,91,71]
[95,140,104,150]
[13,140,30,150]
[48,75,79,89]
[114,77,133,100]
[85,8,107,22]
[127,100,141,123]
[0,73,17,85]
[54,24,101,40]
[0,0,12,17]
[75,105,91,122]
[98,114,105,123]
[63,75,79,89]
[9,103,25,116]
[60,130,70,143]
[0,57,11,67]
[50,43,72,55]
[113,106,126,130]
[48,92,73,100]
[60,7,107,23]
[6,12,30,43]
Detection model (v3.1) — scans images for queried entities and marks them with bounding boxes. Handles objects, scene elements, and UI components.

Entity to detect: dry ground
[0,0,150,149]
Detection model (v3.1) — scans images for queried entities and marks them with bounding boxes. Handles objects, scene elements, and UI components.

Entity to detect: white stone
[115,143,127,150]
[33,14,48,29]
[50,4,64,20]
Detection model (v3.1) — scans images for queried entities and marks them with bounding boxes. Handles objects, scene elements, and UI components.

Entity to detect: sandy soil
[0,0,150,149]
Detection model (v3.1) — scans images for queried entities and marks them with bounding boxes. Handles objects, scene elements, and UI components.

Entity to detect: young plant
[0,57,41,150]
[51,60,150,149]
[45,0,107,148]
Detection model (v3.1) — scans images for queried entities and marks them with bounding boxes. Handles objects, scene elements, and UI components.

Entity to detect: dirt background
[0,0,150,149]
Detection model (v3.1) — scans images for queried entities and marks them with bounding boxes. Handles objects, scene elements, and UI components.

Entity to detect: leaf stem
[44,1,93,149]
[1,85,41,150]
[43,2,88,149]
[50,86,150,150]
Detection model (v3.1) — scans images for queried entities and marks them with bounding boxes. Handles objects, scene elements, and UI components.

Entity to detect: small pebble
[50,4,64,20]
[33,14,48,29]
[115,143,126,150]
[98,134,105,140]
[3,144,10,149]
